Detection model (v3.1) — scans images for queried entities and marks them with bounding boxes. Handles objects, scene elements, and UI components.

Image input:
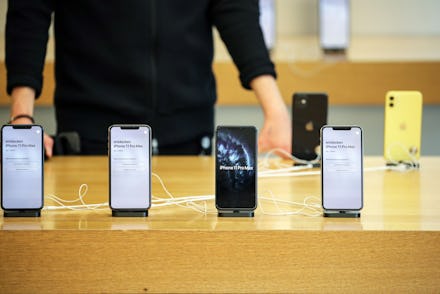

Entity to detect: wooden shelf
[215,60,440,105]
[1,36,439,106]
[1,60,439,106]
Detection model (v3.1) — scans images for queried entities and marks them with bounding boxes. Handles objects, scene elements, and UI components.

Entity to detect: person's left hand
[249,74,292,157]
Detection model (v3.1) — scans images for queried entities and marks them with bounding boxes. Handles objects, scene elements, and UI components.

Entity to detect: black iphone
[215,126,257,211]
[1,125,44,212]
[292,92,328,161]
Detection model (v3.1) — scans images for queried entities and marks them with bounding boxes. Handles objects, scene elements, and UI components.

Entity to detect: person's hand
[43,132,54,158]
[258,109,292,156]
[249,75,292,158]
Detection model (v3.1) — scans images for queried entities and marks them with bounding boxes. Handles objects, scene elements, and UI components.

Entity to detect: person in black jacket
[6,0,291,157]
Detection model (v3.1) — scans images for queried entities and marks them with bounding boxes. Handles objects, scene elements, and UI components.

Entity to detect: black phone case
[292,93,328,161]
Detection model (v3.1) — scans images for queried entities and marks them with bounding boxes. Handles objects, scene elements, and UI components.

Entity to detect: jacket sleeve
[5,0,54,98]
[209,0,276,90]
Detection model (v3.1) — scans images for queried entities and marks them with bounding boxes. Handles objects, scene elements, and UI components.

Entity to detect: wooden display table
[1,156,439,293]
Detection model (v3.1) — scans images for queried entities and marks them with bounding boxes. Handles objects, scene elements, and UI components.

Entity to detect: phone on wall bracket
[292,92,328,166]
[259,0,276,51]
[1,124,44,217]
[319,0,350,54]
[321,126,363,218]
[109,124,152,217]
[215,126,257,217]
[384,91,422,167]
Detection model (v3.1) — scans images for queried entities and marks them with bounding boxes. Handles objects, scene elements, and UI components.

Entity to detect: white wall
[352,0,440,35]
[276,0,440,36]
[0,0,6,35]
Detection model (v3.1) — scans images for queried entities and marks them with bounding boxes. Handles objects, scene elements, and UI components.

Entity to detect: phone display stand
[112,210,149,217]
[3,209,41,217]
[323,48,347,55]
[294,162,320,168]
[386,161,420,169]
[323,210,360,218]
[218,210,254,218]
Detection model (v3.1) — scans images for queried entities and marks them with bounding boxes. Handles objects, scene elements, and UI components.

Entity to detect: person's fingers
[44,133,54,158]
[258,133,269,153]
[258,128,291,159]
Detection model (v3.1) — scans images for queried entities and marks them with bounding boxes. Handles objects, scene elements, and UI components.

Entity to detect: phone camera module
[389,103,394,107]
[389,96,394,101]
[296,97,307,109]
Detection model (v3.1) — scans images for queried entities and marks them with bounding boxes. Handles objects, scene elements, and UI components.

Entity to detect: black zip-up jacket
[6,0,276,147]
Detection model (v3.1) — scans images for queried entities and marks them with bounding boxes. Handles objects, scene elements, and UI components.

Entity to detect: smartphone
[384,91,423,163]
[319,0,350,52]
[321,126,363,211]
[1,125,44,211]
[215,126,257,211]
[259,0,276,50]
[109,125,151,212]
[292,92,328,161]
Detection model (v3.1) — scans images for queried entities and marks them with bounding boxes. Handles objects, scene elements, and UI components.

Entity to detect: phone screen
[109,125,151,210]
[1,125,43,210]
[319,0,350,50]
[321,126,363,210]
[215,126,257,210]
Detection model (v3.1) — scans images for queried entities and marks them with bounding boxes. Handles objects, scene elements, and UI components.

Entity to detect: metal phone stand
[112,210,149,217]
[3,209,41,217]
[217,210,254,217]
[294,162,320,168]
[323,210,360,218]
[386,161,420,169]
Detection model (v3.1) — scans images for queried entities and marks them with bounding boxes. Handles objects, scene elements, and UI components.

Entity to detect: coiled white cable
[45,184,108,211]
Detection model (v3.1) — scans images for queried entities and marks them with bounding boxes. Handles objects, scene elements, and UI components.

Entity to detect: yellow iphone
[384,91,423,163]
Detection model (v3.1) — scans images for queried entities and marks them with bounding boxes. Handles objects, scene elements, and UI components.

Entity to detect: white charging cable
[259,148,320,169]
[45,184,108,210]
[385,142,420,170]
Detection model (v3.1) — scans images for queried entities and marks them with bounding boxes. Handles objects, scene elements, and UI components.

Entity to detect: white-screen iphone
[1,125,44,210]
[109,125,151,211]
[321,126,363,211]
